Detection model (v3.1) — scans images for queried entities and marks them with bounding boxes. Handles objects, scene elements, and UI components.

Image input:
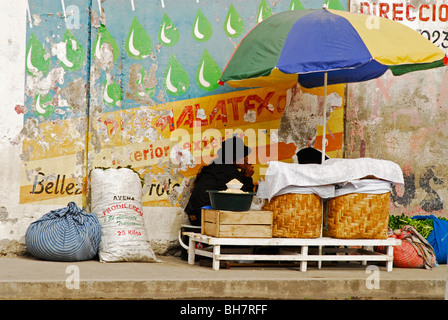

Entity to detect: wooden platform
[185,232,402,272]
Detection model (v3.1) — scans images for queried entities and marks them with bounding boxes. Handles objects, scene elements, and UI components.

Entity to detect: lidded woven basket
[263,193,322,238]
[324,192,390,239]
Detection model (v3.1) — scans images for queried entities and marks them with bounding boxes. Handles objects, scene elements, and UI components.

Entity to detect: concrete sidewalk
[0,255,446,300]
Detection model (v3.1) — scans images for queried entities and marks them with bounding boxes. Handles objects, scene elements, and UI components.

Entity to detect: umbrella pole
[318,72,328,269]
[321,71,328,164]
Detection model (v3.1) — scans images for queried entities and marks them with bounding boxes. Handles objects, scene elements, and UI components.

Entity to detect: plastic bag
[378,226,436,269]
[413,215,448,264]
[25,202,101,262]
[91,168,159,262]
[392,238,424,268]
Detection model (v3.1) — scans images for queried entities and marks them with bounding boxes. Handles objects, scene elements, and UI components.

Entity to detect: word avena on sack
[25,167,159,263]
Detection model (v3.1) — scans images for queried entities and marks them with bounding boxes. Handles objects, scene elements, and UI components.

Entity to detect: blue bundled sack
[25,202,101,262]
[413,215,448,264]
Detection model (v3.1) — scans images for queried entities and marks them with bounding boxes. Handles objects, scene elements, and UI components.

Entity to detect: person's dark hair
[296,147,328,164]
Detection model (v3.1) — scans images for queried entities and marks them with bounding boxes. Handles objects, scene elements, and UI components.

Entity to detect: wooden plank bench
[185,232,401,272]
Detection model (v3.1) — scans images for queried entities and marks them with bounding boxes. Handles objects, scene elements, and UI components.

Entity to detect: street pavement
[0,254,446,300]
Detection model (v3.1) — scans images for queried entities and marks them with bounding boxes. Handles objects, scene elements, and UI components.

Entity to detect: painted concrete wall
[1,0,346,255]
[347,0,448,217]
[0,0,39,255]
[7,0,444,256]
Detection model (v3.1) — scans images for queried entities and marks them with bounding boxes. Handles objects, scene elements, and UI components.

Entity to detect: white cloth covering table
[259,158,404,201]
[185,232,401,272]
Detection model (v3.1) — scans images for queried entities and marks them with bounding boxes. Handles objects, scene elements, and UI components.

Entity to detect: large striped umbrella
[219,8,448,162]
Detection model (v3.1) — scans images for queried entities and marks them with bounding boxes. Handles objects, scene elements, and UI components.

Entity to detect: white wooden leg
[386,245,394,272]
[300,246,308,272]
[188,237,196,265]
[318,246,322,269]
[212,245,221,271]
[362,246,367,265]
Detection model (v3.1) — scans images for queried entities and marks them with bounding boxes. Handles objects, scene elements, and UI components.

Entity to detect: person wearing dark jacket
[184,136,254,226]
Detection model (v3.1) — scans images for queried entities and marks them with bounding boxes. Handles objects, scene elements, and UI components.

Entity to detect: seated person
[296,147,329,164]
[184,136,255,226]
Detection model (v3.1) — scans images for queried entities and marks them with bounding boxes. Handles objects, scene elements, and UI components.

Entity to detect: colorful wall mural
[21,0,91,206]
[20,0,346,208]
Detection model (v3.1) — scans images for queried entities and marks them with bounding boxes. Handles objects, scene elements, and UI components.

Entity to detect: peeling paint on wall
[19,0,346,209]
[278,84,345,160]
[347,0,448,217]
[21,0,91,205]
[347,70,448,216]
[84,0,346,208]
[347,16,448,217]
[0,0,350,255]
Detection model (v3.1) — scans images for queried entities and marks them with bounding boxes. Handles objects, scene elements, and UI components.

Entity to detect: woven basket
[263,193,322,238]
[324,192,390,239]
